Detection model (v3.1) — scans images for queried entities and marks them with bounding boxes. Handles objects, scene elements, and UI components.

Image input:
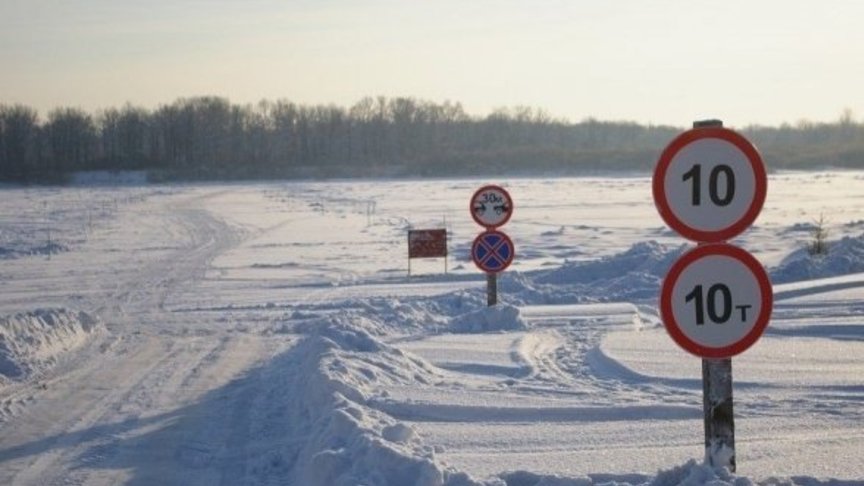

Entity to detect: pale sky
[1,0,862,126]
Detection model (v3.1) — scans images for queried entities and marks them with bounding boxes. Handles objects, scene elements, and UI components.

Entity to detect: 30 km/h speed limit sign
[470,185,513,228]
[660,243,773,359]
[653,127,767,243]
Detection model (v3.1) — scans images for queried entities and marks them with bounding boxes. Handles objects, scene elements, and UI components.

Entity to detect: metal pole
[487,273,497,306]
[443,217,448,275]
[703,358,735,471]
[694,118,736,472]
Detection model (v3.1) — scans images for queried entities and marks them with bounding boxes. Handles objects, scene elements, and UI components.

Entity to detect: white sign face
[470,185,513,228]
[661,244,772,358]
[653,128,766,243]
[664,139,755,231]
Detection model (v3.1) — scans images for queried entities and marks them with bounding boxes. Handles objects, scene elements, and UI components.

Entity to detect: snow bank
[771,232,864,284]
[0,309,101,382]
[495,241,688,305]
[493,234,864,306]
[0,241,69,260]
[536,241,687,286]
[278,314,503,486]
[502,459,853,486]
[645,460,749,486]
[449,304,528,333]
[281,312,820,486]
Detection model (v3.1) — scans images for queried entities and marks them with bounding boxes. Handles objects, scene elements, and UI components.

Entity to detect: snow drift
[274,314,493,485]
[449,304,528,333]
[0,309,101,383]
[771,232,864,283]
[494,241,689,305]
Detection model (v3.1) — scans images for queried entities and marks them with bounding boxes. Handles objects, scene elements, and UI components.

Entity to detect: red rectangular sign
[408,229,447,258]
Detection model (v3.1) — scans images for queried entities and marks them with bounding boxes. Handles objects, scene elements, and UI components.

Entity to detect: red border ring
[470,184,514,228]
[471,230,515,274]
[652,127,767,243]
[660,243,773,359]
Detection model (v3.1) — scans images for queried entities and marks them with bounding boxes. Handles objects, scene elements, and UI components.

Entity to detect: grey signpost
[487,274,498,306]
[695,120,734,471]
[653,119,772,472]
[470,185,514,306]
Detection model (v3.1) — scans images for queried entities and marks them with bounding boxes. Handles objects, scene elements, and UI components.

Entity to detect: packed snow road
[2,174,864,485]
[0,190,290,484]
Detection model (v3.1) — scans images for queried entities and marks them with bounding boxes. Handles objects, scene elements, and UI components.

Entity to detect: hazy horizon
[2,0,863,127]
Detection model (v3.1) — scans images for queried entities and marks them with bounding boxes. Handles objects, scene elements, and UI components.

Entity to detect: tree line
[1,96,862,182]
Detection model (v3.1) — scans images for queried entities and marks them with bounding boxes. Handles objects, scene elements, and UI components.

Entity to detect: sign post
[654,120,772,472]
[407,229,448,276]
[470,185,514,306]
[487,274,497,306]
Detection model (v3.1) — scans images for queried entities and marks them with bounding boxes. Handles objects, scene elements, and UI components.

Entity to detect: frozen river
[1,172,863,485]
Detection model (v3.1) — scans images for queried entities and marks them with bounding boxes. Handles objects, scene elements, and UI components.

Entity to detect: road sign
[471,230,515,274]
[408,229,447,258]
[653,127,767,243]
[471,185,513,228]
[660,243,772,359]
[407,229,448,276]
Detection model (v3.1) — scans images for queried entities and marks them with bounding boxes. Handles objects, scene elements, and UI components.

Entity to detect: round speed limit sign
[653,127,766,243]
[660,243,772,359]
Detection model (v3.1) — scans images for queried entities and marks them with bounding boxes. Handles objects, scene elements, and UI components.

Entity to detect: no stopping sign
[471,230,515,273]
[661,243,772,359]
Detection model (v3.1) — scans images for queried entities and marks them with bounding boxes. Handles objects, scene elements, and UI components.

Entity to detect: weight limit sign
[660,243,772,359]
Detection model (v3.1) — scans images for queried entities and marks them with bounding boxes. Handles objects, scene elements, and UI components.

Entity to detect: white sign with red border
[653,127,767,243]
[470,184,513,228]
[660,243,772,359]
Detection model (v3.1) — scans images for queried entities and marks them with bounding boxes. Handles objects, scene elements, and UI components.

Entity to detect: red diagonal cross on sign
[471,230,514,274]
[478,236,506,266]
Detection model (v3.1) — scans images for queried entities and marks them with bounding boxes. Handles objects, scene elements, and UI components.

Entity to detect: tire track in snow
[3,335,189,485]
[381,304,700,443]
[3,320,269,485]
[0,193,265,485]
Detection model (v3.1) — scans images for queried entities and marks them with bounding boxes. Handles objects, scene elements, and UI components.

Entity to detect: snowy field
[1,172,864,485]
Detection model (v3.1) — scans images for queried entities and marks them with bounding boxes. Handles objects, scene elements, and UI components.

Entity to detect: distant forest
[1,96,863,183]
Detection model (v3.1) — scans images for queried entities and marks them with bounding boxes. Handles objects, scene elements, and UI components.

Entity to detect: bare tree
[0,104,39,178]
[45,107,97,171]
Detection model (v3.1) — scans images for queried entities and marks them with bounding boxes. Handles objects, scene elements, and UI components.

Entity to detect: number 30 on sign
[660,243,772,359]
[470,185,513,228]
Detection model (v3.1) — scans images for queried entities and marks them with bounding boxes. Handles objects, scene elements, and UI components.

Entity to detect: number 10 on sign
[660,244,772,359]
[653,127,766,243]
[684,283,752,326]
[681,164,735,207]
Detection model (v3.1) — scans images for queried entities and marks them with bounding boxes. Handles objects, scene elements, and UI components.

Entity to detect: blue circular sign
[471,230,515,273]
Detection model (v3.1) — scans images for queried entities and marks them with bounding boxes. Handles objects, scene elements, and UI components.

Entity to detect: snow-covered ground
[1,172,863,485]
